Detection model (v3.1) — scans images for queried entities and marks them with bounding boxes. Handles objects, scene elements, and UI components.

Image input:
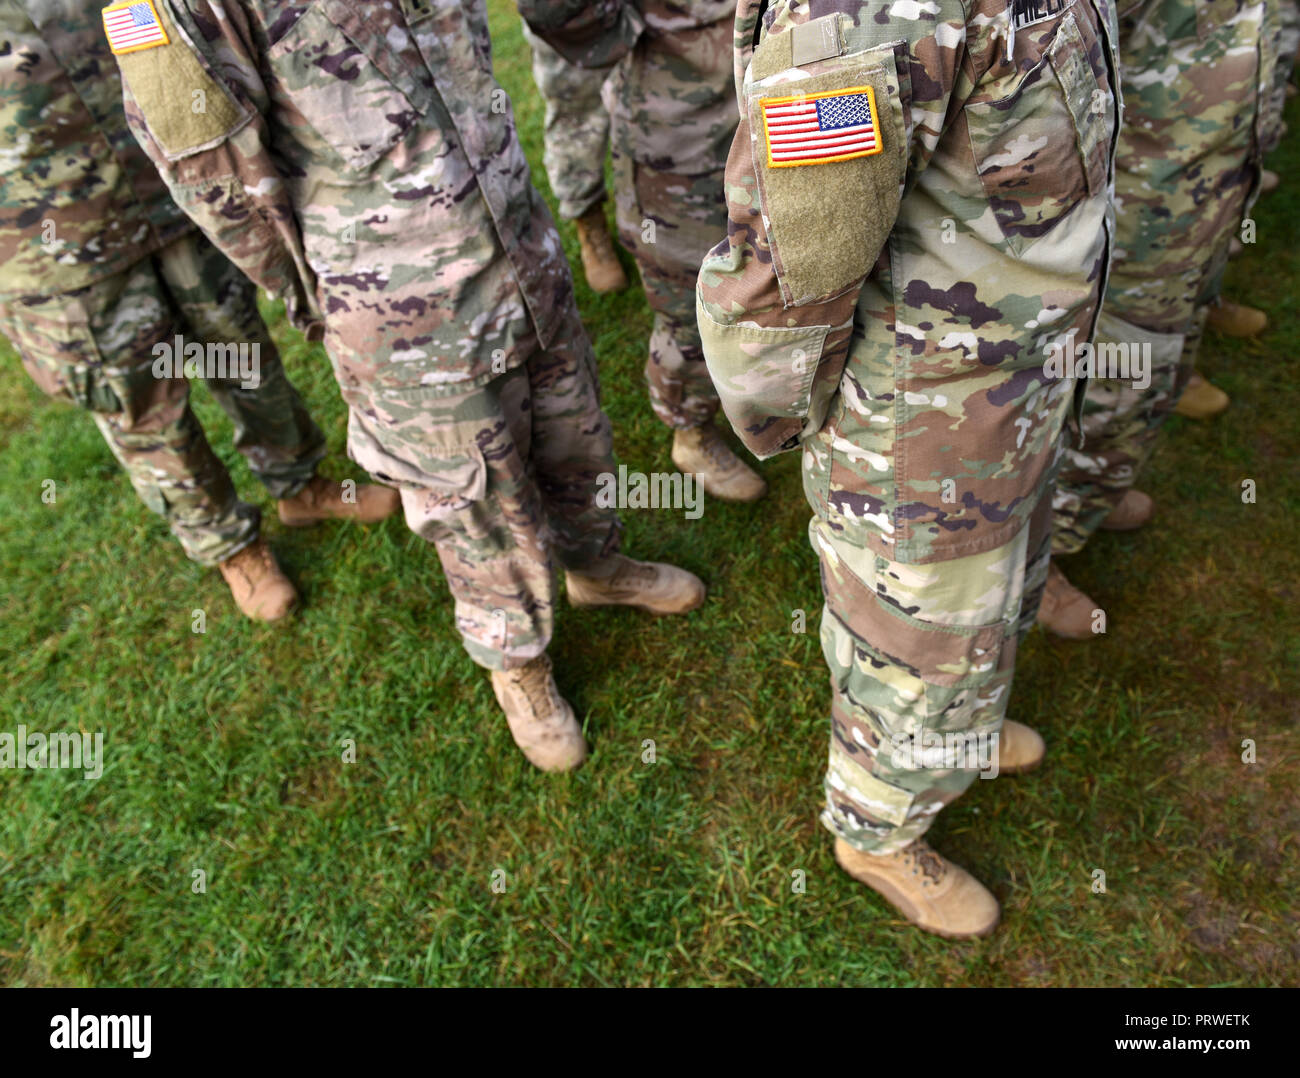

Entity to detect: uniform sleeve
[107,0,323,338]
[697,0,984,459]
[514,0,644,69]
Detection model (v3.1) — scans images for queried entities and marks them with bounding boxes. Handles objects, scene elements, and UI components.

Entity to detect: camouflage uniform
[524,0,739,430]
[698,0,1120,852]
[1261,0,1299,154]
[519,20,611,222]
[109,0,623,670]
[0,0,325,567]
[1051,0,1269,558]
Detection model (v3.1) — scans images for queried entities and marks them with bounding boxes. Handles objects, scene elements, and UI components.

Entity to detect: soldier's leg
[817,519,1034,855]
[1051,315,1188,559]
[608,12,763,500]
[518,310,623,572]
[0,259,259,567]
[154,232,327,499]
[607,9,733,432]
[345,367,560,671]
[520,21,611,221]
[610,152,727,430]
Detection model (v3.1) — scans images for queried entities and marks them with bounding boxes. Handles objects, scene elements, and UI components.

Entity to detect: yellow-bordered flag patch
[103,1,169,55]
[761,85,882,168]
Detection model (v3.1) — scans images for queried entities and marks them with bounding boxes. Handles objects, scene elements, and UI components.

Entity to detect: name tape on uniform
[1012,0,1073,31]
[760,85,882,169]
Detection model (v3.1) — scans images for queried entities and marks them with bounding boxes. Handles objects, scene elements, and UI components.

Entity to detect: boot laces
[902,842,946,886]
[515,658,558,719]
[611,557,658,588]
[696,425,737,472]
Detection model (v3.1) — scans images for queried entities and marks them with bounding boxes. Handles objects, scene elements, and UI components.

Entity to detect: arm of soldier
[697,0,985,460]
[110,0,323,338]
[695,106,861,461]
[514,0,644,70]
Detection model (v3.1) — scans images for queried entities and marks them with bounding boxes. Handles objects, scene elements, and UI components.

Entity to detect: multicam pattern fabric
[698,0,1120,852]
[0,2,323,566]
[520,19,612,222]
[111,0,626,665]
[1052,0,1269,557]
[1,229,325,566]
[524,0,738,430]
[0,0,192,298]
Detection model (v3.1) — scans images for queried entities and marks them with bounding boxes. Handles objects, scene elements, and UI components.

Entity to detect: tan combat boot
[1205,298,1268,338]
[1260,168,1280,195]
[565,553,705,616]
[1038,562,1101,641]
[490,654,587,772]
[1174,371,1230,419]
[218,538,298,622]
[834,838,1000,940]
[671,423,767,503]
[574,204,628,294]
[997,720,1046,774]
[278,474,400,527]
[1100,489,1154,531]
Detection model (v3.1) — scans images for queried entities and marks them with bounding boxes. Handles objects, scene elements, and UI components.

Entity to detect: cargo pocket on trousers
[697,299,842,459]
[823,554,1009,733]
[1091,309,1186,426]
[345,407,488,540]
[0,300,120,414]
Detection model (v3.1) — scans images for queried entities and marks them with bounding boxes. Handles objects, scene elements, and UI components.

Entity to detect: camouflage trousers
[1052,308,1204,557]
[606,10,734,430]
[1262,0,1300,153]
[804,339,1062,852]
[0,231,325,566]
[814,495,1054,855]
[521,20,611,221]
[344,306,622,671]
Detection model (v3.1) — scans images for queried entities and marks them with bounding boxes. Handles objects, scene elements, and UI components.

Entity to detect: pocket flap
[346,407,486,504]
[698,295,833,460]
[746,43,906,306]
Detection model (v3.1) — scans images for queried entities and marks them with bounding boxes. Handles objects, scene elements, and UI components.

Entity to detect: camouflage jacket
[108,0,573,401]
[1106,0,1269,329]
[697,0,1121,566]
[0,0,193,300]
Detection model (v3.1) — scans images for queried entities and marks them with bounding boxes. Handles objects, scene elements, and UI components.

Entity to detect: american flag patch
[103,1,170,55]
[760,86,882,168]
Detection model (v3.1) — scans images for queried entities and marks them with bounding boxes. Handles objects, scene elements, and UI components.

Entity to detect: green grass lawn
[1,4,1297,987]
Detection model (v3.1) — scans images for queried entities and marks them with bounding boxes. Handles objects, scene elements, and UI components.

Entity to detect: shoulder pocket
[267,0,434,173]
[746,40,907,307]
[113,0,250,161]
[966,11,1108,256]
